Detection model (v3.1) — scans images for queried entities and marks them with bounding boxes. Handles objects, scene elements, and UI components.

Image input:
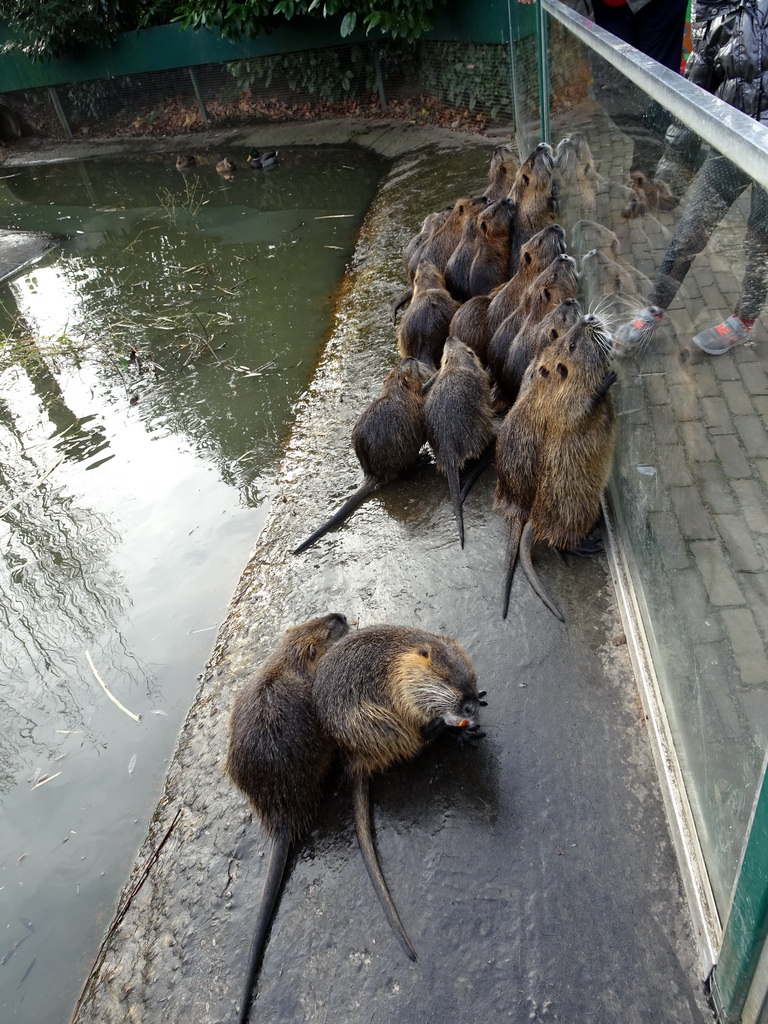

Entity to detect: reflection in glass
[535,19,768,913]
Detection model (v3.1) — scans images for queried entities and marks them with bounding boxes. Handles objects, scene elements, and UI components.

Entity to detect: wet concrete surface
[0,123,713,1023]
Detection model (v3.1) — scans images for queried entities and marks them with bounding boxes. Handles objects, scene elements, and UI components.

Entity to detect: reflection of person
[617,2,768,356]
[517,0,688,174]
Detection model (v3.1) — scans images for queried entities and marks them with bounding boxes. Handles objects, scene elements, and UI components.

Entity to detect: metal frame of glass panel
[533,1,768,1019]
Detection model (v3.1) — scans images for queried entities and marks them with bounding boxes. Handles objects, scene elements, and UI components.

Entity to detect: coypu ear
[521,173,530,187]
[556,363,568,378]
[307,643,318,662]
[538,365,550,378]
[417,645,431,660]
[523,251,532,265]
[542,288,551,303]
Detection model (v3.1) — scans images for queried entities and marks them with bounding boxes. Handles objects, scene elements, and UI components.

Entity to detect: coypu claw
[455,724,486,747]
[567,536,603,557]
[477,690,488,706]
[421,716,448,741]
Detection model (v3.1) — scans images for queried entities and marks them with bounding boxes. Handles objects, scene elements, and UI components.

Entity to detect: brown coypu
[394,207,453,320]
[397,260,461,367]
[483,143,521,202]
[468,196,516,297]
[507,142,557,274]
[423,337,495,546]
[227,612,351,1024]
[448,223,567,366]
[445,196,515,301]
[312,624,487,959]
[444,213,483,301]
[486,253,579,385]
[552,132,601,226]
[497,297,582,407]
[293,358,431,554]
[495,313,617,621]
[406,194,489,282]
[621,170,678,219]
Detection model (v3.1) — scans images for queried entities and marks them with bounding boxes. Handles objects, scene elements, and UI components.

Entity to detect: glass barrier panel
[534,10,768,915]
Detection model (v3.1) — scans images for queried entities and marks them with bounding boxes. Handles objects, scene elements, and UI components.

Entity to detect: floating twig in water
[85,650,141,723]
[30,772,62,790]
[0,454,64,517]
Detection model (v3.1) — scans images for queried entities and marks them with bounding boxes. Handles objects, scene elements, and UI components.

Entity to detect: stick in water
[85,650,141,723]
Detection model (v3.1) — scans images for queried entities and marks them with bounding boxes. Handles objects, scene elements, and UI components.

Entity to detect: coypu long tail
[519,520,565,623]
[352,777,418,963]
[446,466,465,548]
[502,517,524,620]
[237,830,291,1024]
[459,444,495,505]
[293,479,379,555]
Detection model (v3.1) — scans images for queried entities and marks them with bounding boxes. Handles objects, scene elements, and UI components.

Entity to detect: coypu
[448,223,567,365]
[406,194,489,282]
[397,260,461,368]
[423,337,495,546]
[227,612,351,1024]
[445,196,515,301]
[497,297,582,406]
[495,313,617,621]
[293,358,431,554]
[395,208,453,320]
[483,144,521,202]
[507,142,557,273]
[312,624,487,959]
[444,213,483,301]
[552,132,601,226]
[394,197,488,319]
[486,253,579,385]
[468,196,516,297]
[622,170,678,219]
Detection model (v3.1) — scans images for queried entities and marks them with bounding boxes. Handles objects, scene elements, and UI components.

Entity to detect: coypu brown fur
[313,624,486,959]
[497,297,582,406]
[469,196,516,297]
[394,208,453,319]
[397,261,461,367]
[484,144,521,202]
[448,223,567,365]
[444,214,482,301]
[486,253,579,384]
[507,142,557,273]
[424,337,495,546]
[406,194,488,282]
[495,314,617,621]
[293,358,430,554]
[446,197,515,302]
[227,612,351,1024]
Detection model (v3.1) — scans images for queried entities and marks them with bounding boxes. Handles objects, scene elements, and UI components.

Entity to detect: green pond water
[0,146,385,1024]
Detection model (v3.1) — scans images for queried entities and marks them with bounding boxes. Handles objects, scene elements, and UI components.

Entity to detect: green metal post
[535,0,550,144]
[372,46,387,112]
[47,86,72,139]
[187,67,210,127]
[710,755,768,1022]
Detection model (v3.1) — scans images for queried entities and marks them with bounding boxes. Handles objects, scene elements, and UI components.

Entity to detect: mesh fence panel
[1,39,518,141]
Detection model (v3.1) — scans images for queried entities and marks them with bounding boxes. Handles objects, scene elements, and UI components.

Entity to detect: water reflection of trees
[1,150,384,506]
[0,374,144,796]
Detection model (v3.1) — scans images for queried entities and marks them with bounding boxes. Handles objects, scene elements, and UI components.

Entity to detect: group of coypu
[225,133,641,1022]
[227,614,486,1023]
[295,136,621,622]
